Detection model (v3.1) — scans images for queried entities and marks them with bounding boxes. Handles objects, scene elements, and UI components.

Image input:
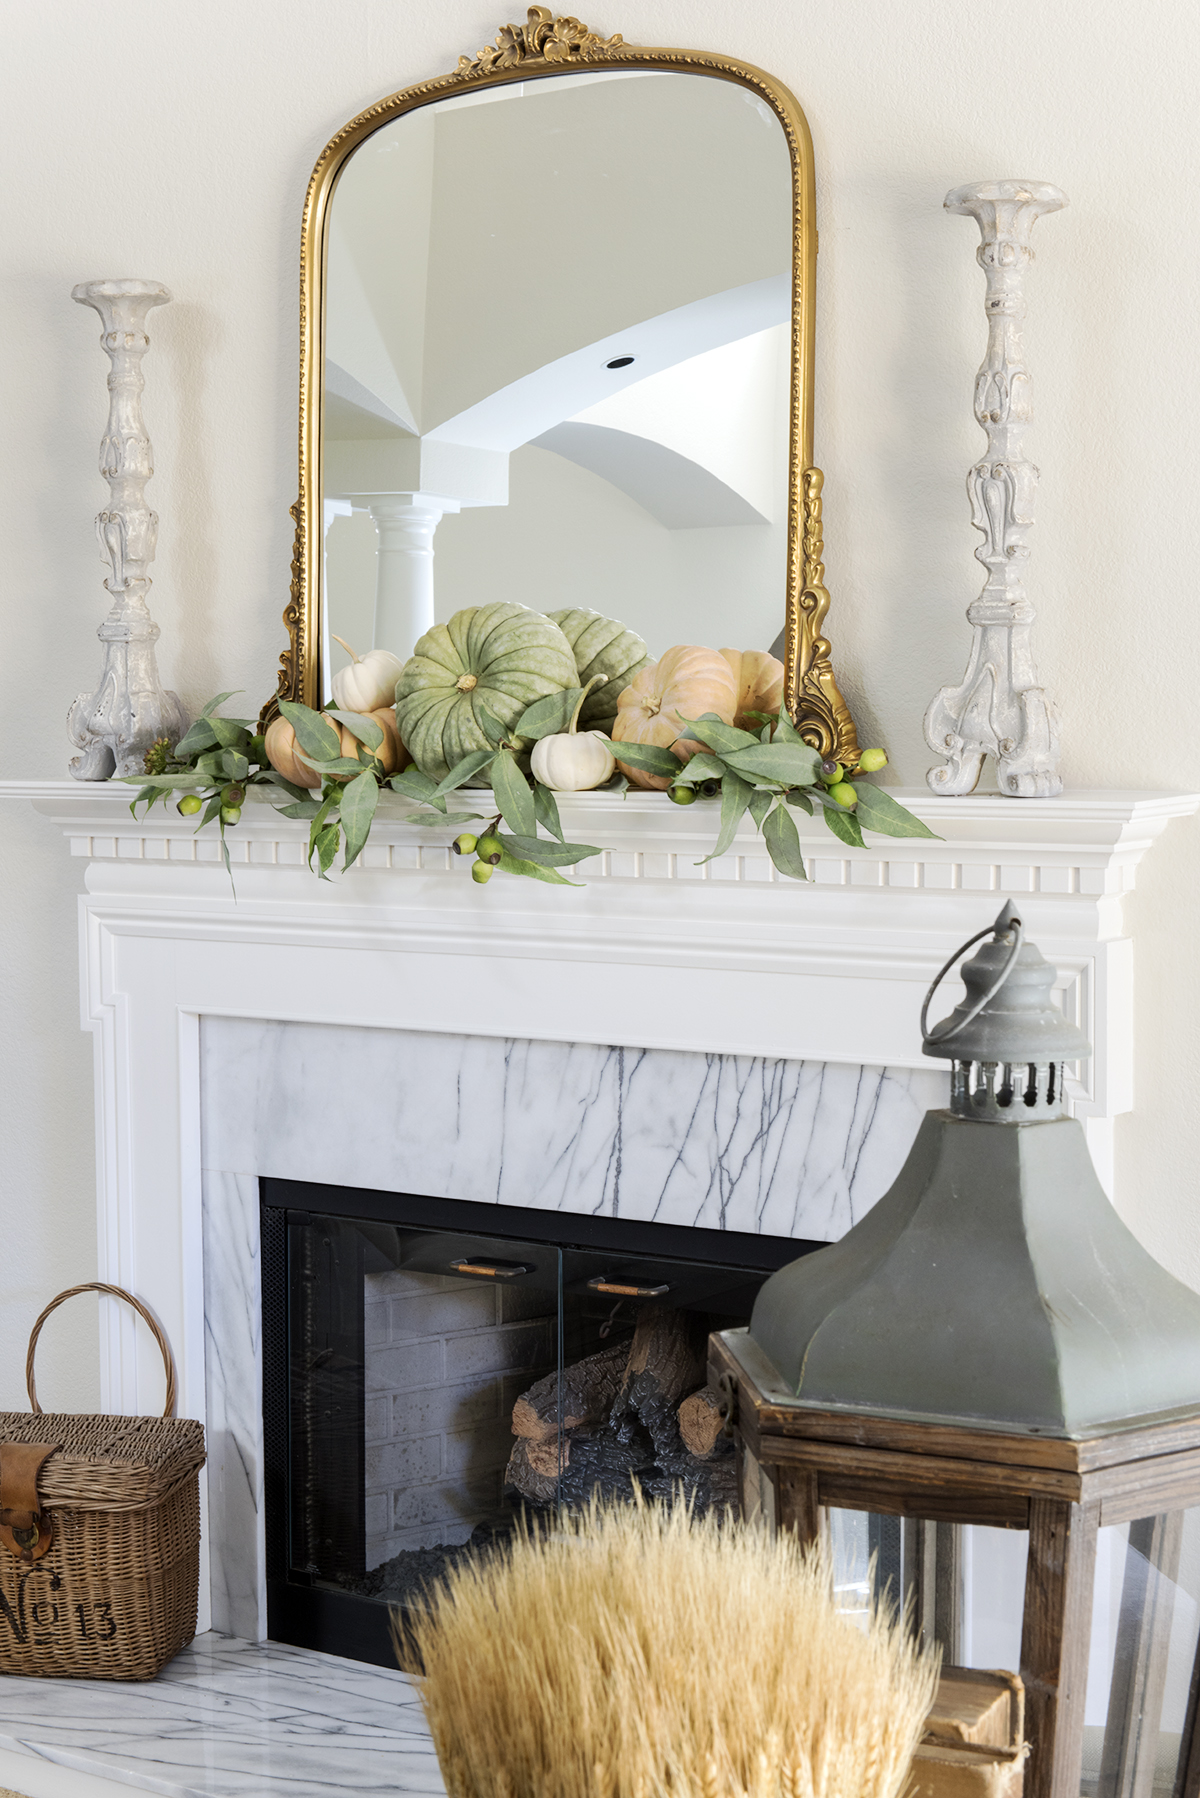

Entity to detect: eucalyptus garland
[125,690,938,891]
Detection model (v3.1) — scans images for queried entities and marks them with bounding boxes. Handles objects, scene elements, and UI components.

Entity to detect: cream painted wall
[2,0,1198,1409]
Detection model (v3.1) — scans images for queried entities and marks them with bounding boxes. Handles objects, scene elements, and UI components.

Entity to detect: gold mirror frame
[271,7,859,763]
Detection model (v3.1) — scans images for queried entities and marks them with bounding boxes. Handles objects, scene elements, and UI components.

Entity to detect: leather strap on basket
[0,1442,56,1561]
[26,1282,177,1419]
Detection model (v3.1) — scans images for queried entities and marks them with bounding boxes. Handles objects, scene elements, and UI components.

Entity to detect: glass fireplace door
[264,1188,794,1667]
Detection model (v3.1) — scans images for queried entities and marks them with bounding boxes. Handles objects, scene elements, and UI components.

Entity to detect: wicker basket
[0,1282,205,1680]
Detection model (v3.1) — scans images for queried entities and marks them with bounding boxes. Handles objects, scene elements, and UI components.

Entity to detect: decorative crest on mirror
[457,7,623,76]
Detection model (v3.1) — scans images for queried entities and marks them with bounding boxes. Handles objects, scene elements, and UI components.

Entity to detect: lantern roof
[922,900,1091,1074]
[749,905,1200,1437]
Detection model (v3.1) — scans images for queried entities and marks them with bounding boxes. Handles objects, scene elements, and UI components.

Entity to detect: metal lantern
[712,902,1200,1798]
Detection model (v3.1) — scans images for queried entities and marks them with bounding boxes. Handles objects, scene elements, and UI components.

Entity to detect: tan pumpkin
[337,708,408,778]
[611,646,738,790]
[264,716,321,789]
[720,648,785,732]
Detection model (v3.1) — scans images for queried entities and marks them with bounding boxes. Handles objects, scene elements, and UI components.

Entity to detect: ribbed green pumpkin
[395,603,578,781]
[547,608,651,734]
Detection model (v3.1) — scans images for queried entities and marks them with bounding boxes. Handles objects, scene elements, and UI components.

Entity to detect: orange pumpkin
[720,648,785,733]
[264,716,321,789]
[611,646,738,790]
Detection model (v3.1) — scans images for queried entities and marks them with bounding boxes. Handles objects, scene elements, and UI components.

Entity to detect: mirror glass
[320,69,793,700]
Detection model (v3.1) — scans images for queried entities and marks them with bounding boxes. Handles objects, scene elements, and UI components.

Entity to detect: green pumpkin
[395,603,578,781]
[547,608,651,734]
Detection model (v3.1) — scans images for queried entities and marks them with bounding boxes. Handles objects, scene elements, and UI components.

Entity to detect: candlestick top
[945,178,1068,223]
[71,279,172,306]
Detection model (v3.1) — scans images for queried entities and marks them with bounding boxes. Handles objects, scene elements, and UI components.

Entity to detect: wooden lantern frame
[711,1328,1200,1798]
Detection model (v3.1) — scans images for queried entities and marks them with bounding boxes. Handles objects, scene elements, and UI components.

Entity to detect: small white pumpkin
[330,636,405,714]
[530,676,616,792]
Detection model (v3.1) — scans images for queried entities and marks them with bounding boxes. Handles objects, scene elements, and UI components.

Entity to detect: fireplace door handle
[449,1259,532,1280]
[586,1276,670,1298]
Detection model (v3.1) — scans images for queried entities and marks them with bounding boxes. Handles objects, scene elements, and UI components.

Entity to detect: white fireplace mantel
[4,777,1197,1644]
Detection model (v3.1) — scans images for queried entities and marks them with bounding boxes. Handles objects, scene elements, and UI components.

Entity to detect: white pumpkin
[330,636,405,714]
[530,676,616,792]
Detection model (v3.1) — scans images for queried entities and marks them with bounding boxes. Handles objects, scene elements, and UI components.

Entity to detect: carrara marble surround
[4,779,1195,1655]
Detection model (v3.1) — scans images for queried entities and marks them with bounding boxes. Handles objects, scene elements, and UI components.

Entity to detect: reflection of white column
[322,498,354,703]
[348,492,460,660]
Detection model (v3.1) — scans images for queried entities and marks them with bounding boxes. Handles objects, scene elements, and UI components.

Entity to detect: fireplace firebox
[261,1178,816,1667]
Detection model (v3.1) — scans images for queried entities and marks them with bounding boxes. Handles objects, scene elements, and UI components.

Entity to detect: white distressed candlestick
[67,279,188,780]
[924,180,1067,798]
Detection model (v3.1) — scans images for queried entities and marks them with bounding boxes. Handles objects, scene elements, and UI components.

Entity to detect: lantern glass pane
[1081,1506,1200,1798]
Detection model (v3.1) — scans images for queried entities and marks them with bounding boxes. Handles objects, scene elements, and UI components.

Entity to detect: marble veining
[0,1631,444,1797]
[200,1018,944,1239]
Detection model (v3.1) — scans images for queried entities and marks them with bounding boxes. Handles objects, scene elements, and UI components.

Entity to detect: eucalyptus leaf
[127,784,158,816]
[785,789,813,816]
[697,772,752,865]
[722,741,822,787]
[280,700,341,764]
[259,769,314,803]
[307,793,336,868]
[498,833,602,866]
[609,739,680,778]
[173,718,218,758]
[314,822,340,878]
[207,715,252,749]
[476,705,511,749]
[407,810,485,827]
[748,786,774,831]
[198,793,224,830]
[852,782,941,840]
[326,709,384,753]
[340,767,380,871]
[515,687,583,742]
[533,781,565,843]
[432,748,497,798]
[773,709,805,747]
[194,751,226,778]
[275,800,324,819]
[121,772,207,790]
[678,714,760,756]
[673,753,727,785]
[763,802,809,880]
[495,846,583,887]
[297,753,375,778]
[390,767,443,808]
[224,751,250,781]
[819,802,866,849]
[490,749,536,837]
[199,691,240,719]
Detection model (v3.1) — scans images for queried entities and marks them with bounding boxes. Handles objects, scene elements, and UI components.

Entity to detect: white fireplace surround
[7,778,1197,1644]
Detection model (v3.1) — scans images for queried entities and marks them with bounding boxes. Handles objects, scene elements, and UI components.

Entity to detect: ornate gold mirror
[272,8,857,760]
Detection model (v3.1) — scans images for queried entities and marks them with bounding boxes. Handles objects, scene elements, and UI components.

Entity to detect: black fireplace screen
[262,1178,812,1667]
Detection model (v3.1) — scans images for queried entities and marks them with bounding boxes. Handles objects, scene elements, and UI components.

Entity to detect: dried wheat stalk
[398,1493,939,1798]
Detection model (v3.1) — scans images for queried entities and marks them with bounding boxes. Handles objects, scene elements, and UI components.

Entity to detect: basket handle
[26,1283,177,1418]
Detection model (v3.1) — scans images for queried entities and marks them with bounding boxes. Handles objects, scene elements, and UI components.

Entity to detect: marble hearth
[5,779,1196,1659]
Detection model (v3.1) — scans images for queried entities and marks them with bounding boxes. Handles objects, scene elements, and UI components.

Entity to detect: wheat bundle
[399,1493,939,1798]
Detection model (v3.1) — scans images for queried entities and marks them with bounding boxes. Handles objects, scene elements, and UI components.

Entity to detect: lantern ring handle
[920,916,1025,1047]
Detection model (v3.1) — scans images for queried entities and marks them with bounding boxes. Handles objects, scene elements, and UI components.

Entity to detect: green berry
[471,859,494,884]
[858,747,888,773]
[476,833,503,865]
[667,783,697,805]
[826,782,857,810]
[177,794,203,817]
[821,761,844,785]
[249,733,267,765]
[222,782,245,807]
[700,779,722,798]
[220,804,242,826]
[452,833,478,857]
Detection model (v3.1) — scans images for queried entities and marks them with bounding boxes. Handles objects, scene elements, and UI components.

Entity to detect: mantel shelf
[3,780,1196,903]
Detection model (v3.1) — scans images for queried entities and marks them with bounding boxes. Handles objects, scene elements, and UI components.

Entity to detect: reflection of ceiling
[533,424,766,528]
[325,361,411,438]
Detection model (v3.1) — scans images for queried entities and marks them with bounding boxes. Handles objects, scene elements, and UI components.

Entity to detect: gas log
[505,1306,734,1510]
